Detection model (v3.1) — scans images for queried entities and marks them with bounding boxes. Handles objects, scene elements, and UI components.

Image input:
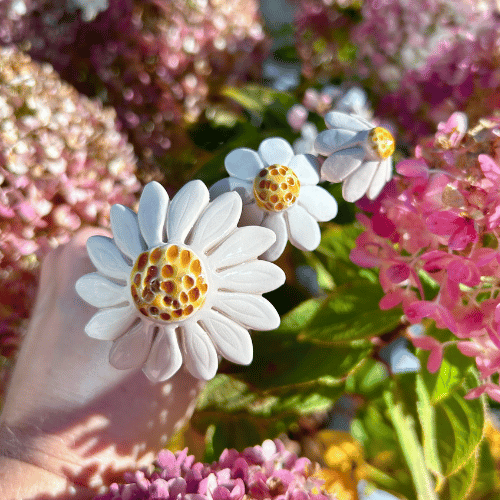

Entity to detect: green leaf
[416,374,445,491]
[436,380,484,477]
[231,332,371,390]
[299,281,402,343]
[447,448,479,500]
[416,343,485,480]
[277,297,326,333]
[222,84,296,116]
[383,388,439,500]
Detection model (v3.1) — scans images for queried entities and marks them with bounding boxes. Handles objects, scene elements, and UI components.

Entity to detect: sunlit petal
[75,273,128,308]
[109,321,154,370]
[181,321,218,380]
[85,305,137,341]
[138,181,168,247]
[86,235,130,281]
[167,180,209,243]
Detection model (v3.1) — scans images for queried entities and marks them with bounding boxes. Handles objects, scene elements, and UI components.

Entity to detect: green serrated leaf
[383,388,438,500]
[416,374,445,491]
[447,447,480,500]
[222,84,295,115]
[231,332,371,390]
[437,387,484,477]
[277,297,326,333]
[299,281,402,343]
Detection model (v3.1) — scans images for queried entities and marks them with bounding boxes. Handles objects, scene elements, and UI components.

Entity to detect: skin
[0,228,204,499]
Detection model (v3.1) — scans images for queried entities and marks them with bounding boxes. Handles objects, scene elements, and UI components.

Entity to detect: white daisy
[314,111,395,202]
[209,137,338,262]
[75,180,285,382]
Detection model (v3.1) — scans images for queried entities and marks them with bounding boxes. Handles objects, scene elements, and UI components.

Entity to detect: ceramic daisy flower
[75,180,285,382]
[209,137,338,262]
[314,111,395,202]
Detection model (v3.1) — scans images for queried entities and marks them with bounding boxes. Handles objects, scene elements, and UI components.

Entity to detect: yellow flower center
[368,127,395,159]
[130,244,208,323]
[253,164,300,212]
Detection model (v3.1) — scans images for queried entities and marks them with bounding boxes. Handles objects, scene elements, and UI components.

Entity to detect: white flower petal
[385,156,393,182]
[260,212,288,261]
[167,180,209,243]
[216,260,286,293]
[367,161,388,200]
[109,321,154,370]
[181,321,218,380]
[287,154,320,185]
[342,160,379,202]
[239,201,265,226]
[320,147,365,183]
[324,111,372,131]
[213,292,280,330]
[298,185,338,222]
[203,310,253,365]
[110,204,145,260]
[190,192,242,252]
[314,129,358,156]
[75,273,128,308]
[208,226,276,269]
[138,181,169,247]
[225,148,264,180]
[143,326,183,382]
[85,304,137,341]
[87,235,131,281]
[258,137,294,167]
[286,204,321,251]
[209,177,253,204]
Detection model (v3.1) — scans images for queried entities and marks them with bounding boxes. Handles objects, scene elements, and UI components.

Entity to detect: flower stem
[383,390,438,500]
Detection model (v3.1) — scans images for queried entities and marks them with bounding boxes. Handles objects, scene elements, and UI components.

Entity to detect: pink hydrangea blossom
[94,440,334,500]
[0,0,270,181]
[0,47,139,398]
[410,335,444,373]
[351,114,500,401]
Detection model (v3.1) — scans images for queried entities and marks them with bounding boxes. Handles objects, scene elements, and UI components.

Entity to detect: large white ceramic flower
[75,180,285,382]
[209,137,338,262]
[314,111,395,202]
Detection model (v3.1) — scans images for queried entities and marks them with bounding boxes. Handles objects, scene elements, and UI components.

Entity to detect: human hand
[0,228,204,499]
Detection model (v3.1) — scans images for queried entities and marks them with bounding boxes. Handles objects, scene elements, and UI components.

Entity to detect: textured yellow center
[130,244,208,323]
[253,164,300,212]
[368,127,395,159]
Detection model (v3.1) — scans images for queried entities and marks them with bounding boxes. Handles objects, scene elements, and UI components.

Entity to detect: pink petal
[410,335,441,351]
[396,159,429,178]
[405,301,437,323]
[349,248,380,268]
[478,154,500,181]
[456,341,482,357]
[426,211,459,236]
[464,385,488,400]
[448,219,477,251]
[385,263,410,283]
[379,290,404,310]
[447,258,480,286]
[427,344,444,373]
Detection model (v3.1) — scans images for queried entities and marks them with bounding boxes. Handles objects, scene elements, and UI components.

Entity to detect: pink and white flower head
[314,112,395,202]
[76,181,285,382]
[209,138,338,261]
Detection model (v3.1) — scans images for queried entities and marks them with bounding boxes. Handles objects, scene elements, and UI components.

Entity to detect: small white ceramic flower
[75,180,285,382]
[209,137,338,262]
[314,111,395,202]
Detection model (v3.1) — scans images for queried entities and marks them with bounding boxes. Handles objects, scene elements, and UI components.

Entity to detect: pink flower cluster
[0,46,139,391]
[294,0,498,101]
[0,0,270,179]
[351,112,500,401]
[378,23,500,145]
[94,439,333,500]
